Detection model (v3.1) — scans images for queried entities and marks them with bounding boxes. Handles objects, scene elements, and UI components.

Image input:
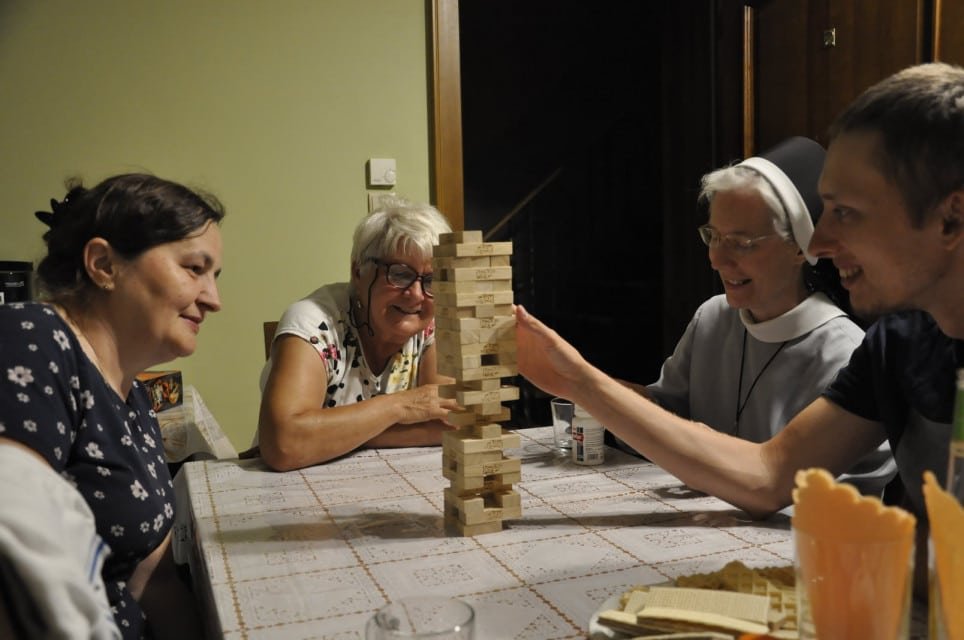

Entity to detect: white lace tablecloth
[173,427,794,639]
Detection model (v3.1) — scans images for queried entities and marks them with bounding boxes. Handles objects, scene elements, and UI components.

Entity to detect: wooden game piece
[444,469,521,493]
[433,279,512,294]
[443,488,522,525]
[433,289,514,307]
[438,230,484,244]
[444,407,511,427]
[432,241,513,258]
[439,265,512,282]
[441,428,519,454]
[432,255,494,270]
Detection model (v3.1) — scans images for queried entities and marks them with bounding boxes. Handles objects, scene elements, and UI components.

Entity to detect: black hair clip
[34,197,68,229]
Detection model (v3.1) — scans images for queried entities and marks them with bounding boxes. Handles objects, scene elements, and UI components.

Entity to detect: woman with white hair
[618,137,896,495]
[256,198,459,470]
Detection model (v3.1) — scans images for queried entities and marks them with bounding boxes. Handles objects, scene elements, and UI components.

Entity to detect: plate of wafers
[589,561,798,639]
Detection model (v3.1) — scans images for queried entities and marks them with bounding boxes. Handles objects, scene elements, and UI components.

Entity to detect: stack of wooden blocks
[433,230,523,535]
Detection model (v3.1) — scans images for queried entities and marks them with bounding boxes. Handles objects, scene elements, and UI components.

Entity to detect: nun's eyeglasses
[371,260,434,297]
[698,225,777,253]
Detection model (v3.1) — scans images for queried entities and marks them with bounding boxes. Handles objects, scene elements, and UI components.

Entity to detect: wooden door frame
[429,0,464,230]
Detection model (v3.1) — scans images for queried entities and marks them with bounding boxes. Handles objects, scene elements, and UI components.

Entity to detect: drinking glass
[794,528,913,640]
[550,397,574,450]
[365,596,475,639]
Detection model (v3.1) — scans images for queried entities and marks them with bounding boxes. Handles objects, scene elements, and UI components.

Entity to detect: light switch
[367,158,397,187]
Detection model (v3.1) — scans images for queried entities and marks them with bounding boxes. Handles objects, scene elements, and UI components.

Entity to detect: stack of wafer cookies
[597,561,797,638]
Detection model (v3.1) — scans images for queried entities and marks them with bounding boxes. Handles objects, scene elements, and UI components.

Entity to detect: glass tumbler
[366,596,475,639]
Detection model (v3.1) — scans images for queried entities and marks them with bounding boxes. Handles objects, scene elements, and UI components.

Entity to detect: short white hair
[698,166,792,240]
[350,196,452,268]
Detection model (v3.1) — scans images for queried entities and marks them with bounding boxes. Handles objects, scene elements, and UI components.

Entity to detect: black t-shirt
[824,310,960,520]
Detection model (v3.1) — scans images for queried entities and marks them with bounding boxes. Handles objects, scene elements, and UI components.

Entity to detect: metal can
[572,407,605,465]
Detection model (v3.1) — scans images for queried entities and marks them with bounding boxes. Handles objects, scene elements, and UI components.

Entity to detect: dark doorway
[457,1,740,424]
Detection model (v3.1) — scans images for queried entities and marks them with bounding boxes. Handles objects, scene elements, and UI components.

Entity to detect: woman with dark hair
[615,138,896,496]
[0,173,224,638]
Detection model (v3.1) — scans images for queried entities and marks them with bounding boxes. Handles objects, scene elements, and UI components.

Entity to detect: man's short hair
[829,62,964,227]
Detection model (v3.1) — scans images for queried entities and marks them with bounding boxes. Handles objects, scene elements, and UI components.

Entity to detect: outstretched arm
[514,305,886,517]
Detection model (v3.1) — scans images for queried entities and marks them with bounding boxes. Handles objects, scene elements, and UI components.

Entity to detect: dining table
[172,426,796,639]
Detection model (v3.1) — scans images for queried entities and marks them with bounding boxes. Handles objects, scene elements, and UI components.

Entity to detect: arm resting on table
[258,335,458,470]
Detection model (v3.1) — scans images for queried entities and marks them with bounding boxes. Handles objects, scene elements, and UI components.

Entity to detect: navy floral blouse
[0,303,173,639]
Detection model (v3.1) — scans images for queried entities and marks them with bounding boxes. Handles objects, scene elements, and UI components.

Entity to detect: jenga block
[481,304,513,317]
[439,353,482,371]
[470,423,507,439]
[444,488,522,525]
[433,279,512,295]
[451,481,517,498]
[444,406,511,426]
[432,256,493,270]
[442,428,519,453]
[434,303,513,319]
[433,241,513,258]
[440,266,512,282]
[436,328,484,346]
[438,231,484,244]
[488,256,510,267]
[435,339,516,358]
[478,401,501,415]
[451,385,519,407]
[495,489,522,514]
[443,454,521,479]
[445,470,521,493]
[439,339,518,368]
[438,355,509,377]
[463,379,501,391]
[433,306,478,320]
[444,514,503,536]
[433,290,514,307]
[479,315,514,330]
[442,425,522,453]
[438,363,518,382]
[434,315,480,331]
[443,447,504,466]
[434,315,514,332]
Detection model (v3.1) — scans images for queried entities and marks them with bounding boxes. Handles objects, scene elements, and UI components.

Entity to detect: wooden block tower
[433,230,522,535]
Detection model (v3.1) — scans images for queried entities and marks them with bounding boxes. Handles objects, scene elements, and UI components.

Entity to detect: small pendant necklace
[735,328,788,427]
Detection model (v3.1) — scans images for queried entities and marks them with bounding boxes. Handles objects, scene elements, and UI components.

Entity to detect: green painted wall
[0,0,433,450]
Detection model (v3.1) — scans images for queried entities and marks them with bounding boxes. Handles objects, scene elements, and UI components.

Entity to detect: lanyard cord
[735,329,788,427]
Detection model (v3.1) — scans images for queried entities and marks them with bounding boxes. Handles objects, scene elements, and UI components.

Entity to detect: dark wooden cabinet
[936,0,964,65]
[750,0,925,151]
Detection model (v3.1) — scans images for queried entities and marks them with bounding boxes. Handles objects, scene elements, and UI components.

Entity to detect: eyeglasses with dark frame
[697,224,778,253]
[370,259,434,297]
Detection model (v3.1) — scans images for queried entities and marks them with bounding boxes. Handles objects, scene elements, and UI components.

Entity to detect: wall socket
[368,191,397,212]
